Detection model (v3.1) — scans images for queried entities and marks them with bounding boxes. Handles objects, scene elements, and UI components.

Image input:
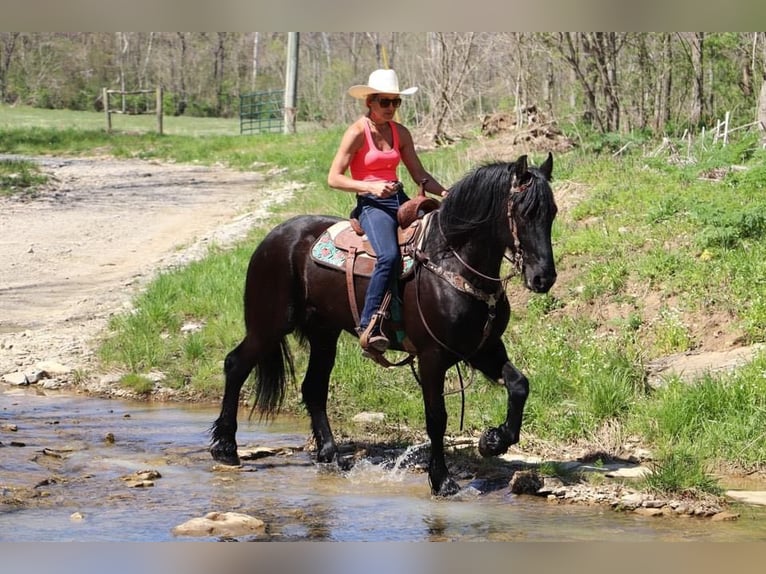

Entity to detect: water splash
[341,442,432,486]
[390,441,430,473]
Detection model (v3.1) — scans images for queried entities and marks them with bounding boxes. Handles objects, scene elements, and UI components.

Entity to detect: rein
[407,176,536,429]
[387,177,534,416]
[507,178,534,273]
[408,178,532,368]
[436,209,521,282]
[410,190,523,362]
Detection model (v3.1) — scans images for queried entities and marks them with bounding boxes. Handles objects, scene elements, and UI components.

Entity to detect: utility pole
[251,32,259,92]
[284,32,299,134]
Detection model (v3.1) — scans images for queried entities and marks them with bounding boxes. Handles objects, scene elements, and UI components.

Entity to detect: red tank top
[349,120,401,182]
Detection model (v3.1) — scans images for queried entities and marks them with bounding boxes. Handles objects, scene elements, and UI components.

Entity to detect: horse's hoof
[315,461,341,475]
[336,455,354,472]
[478,427,510,458]
[210,444,241,467]
[316,446,338,464]
[434,477,461,497]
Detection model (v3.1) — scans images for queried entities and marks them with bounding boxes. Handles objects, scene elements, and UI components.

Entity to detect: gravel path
[0,154,299,379]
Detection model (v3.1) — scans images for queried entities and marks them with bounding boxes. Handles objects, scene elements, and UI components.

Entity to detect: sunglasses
[375,97,402,109]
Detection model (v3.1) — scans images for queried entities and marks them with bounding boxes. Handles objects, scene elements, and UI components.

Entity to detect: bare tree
[624,33,668,132]
[758,79,766,133]
[1,32,763,133]
[419,32,488,144]
[338,32,363,77]
[633,34,651,131]
[679,32,706,126]
[116,32,128,112]
[0,32,20,102]
[593,32,622,132]
[551,32,604,131]
[387,32,398,69]
[366,32,382,68]
[757,33,766,141]
[139,32,154,90]
[213,32,228,115]
[655,33,673,132]
[175,33,188,115]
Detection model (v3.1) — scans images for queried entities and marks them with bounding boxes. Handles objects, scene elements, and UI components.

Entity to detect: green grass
[119,373,155,395]
[634,355,766,470]
[0,104,240,136]
[0,158,48,196]
[642,449,723,496]
[4,106,766,494]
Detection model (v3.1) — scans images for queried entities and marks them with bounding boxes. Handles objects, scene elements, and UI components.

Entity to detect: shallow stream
[2,386,765,542]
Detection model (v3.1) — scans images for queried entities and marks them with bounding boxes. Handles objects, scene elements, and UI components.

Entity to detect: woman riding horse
[327,68,447,354]
[210,153,557,496]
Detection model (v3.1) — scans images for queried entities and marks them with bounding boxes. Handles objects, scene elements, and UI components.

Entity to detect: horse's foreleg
[302,329,341,464]
[469,340,529,458]
[420,357,460,496]
[479,361,529,457]
[210,340,255,466]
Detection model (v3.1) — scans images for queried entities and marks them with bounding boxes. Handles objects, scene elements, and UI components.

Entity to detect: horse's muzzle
[526,270,556,293]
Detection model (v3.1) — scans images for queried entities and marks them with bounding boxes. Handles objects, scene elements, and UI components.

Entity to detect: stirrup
[358,311,389,353]
[363,333,389,354]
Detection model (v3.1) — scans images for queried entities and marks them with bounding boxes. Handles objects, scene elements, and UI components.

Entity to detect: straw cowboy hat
[348,69,418,99]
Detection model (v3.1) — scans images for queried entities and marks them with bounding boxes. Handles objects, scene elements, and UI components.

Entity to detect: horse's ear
[514,155,528,179]
[540,152,553,181]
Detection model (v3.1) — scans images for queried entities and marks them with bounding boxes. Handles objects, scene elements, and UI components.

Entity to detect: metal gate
[240,90,284,134]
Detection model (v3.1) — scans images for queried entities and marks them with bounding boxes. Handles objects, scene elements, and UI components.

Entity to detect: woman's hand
[368,180,401,198]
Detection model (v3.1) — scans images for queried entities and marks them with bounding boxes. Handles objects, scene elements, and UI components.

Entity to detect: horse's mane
[439,160,554,249]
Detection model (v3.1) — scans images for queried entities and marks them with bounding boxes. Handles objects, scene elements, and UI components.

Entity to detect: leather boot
[358,320,389,354]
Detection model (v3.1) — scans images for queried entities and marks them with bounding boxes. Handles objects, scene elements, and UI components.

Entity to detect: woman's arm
[397,124,448,197]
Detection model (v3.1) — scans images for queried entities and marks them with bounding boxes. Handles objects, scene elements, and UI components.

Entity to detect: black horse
[210,153,557,496]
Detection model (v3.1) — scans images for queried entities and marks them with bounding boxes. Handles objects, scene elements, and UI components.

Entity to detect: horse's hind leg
[469,339,529,458]
[210,338,256,466]
[301,327,341,464]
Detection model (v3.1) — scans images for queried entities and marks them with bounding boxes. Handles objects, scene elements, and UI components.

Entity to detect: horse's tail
[250,337,295,419]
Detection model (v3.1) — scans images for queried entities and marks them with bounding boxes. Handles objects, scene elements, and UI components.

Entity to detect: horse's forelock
[514,166,556,220]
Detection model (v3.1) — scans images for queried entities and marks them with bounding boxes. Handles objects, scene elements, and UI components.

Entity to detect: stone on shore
[172,511,265,537]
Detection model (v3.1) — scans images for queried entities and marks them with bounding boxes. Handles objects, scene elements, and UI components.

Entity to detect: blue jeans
[358,204,400,329]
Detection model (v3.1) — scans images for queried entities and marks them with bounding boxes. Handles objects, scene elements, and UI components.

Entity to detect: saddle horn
[397,179,439,229]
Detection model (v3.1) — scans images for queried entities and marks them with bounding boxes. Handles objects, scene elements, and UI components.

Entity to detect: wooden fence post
[103,87,111,132]
[156,86,163,135]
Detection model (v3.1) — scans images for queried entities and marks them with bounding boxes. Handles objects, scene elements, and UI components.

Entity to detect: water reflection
[2,386,766,541]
